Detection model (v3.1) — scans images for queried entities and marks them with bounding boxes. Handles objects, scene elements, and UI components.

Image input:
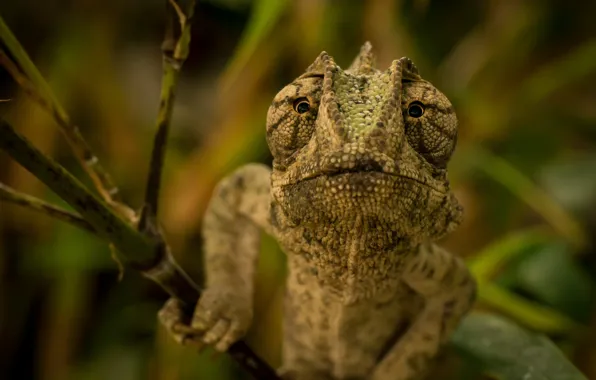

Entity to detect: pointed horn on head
[300,51,335,78]
[398,57,422,81]
[347,41,376,73]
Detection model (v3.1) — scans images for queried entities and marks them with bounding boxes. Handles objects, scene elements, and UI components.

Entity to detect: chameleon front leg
[158,163,273,352]
[371,244,476,380]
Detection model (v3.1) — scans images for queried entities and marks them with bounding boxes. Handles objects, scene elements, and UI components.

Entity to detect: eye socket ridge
[407,101,425,118]
[293,97,311,114]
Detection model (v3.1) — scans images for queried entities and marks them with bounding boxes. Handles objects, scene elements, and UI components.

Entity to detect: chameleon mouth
[296,156,446,194]
[282,150,446,194]
[299,151,397,182]
[298,161,389,184]
[301,170,446,195]
[320,158,385,176]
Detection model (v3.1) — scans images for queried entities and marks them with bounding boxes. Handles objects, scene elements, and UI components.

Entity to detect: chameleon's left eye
[293,98,311,114]
[407,101,425,118]
[402,81,458,168]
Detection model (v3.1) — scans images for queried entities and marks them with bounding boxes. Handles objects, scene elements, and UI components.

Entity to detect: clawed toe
[203,319,230,344]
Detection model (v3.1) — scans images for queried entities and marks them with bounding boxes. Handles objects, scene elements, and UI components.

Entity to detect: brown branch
[135,3,282,378]
[0,118,157,264]
[0,50,51,110]
[138,0,194,232]
[0,116,281,380]
[0,182,96,234]
[0,40,132,220]
[0,8,281,379]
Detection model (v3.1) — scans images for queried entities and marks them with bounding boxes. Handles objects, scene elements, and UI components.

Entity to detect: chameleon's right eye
[266,76,322,169]
[293,98,311,114]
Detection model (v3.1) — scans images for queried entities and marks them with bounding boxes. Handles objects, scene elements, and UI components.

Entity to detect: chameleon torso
[161,43,476,380]
[277,217,426,378]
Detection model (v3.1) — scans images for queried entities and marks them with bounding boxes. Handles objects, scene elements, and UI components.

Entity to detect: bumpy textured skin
[159,42,476,380]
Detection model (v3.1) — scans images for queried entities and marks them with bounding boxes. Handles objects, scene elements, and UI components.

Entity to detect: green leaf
[218,0,290,90]
[519,37,596,104]
[500,242,594,323]
[452,313,588,380]
[468,229,588,331]
[468,227,553,281]
[539,155,596,218]
[477,282,580,334]
[470,147,587,248]
[0,15,69,122]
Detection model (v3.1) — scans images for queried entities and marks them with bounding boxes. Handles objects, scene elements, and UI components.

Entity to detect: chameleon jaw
[280,149,446,195]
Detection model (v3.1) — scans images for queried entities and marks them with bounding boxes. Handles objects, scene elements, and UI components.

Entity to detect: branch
[0,116,206,326]
[0,50,48,109]
[0,17,132,218]
[0,119,281,380]
[142,2,281,377]
[0,119,157,265]
[0,6,282,379]
[139,0,195,232]
[0,182,97,234]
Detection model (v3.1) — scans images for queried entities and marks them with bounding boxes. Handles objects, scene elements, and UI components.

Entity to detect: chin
[277,172,461,240]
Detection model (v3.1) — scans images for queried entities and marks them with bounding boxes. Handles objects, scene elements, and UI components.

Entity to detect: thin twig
[0,50,50,108]
[135,2,282,378]
[138,0,195,232]
[0,118,281,380]
[0,18,133,219]
[0,182,97,234]
[0,118,157,266]
[0,6,281,379]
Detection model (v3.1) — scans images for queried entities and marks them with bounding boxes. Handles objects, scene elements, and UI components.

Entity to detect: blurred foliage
[0,0,595,379]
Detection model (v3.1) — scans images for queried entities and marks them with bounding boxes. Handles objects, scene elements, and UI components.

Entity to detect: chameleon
[158,42,476,380]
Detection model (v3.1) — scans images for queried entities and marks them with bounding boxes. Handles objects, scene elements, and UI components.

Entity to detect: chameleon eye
[407,101,425,118]
[293,97,311,114]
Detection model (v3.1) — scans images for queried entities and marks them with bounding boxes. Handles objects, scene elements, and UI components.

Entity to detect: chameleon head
[266,42,462,242]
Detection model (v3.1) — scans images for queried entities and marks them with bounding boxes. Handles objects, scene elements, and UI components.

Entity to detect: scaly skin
[159,42,476,380]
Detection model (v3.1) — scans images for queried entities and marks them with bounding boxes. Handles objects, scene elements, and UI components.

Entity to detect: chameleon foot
[158,298,204,349]
[158,287,253,352]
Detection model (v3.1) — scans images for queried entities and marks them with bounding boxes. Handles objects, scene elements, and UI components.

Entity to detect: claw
[159,298,203,347]
[215,320,244,352]
[171,322,196,335]
[192,303,216,331]
[158,289,252,353]
[203,319,230,344]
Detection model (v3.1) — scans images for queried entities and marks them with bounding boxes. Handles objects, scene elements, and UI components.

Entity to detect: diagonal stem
[0,5,282,379]
[0,17,132,219]
[0,118,158,267]
[0,118,281,380]
[0,182,97,234]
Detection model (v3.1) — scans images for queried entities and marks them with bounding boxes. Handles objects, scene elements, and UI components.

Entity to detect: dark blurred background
[1,0,595,379]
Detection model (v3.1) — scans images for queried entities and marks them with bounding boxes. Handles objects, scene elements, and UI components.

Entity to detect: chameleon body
[159,42,476,380]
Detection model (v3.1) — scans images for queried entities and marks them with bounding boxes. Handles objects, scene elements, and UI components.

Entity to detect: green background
[1,0,595,379]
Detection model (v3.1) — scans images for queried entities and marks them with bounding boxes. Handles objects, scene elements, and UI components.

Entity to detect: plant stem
[0,182,96,234]
[0,118,281,380]
[139,0,195,233]
[0,17,129,216]
[0,118,157,267]
[0,5,282,378]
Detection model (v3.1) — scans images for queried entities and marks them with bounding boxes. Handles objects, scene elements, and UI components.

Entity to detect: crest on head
[347,41,376,74]
[303,42,422,81]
